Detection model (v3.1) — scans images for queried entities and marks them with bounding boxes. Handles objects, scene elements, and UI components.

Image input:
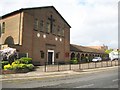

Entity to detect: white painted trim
[26,53,29,58]
[47,50,54,64]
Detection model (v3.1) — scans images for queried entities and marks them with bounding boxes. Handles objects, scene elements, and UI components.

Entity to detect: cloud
[0,0,118,49]
[88,40,104,46]
[69,0,118,49]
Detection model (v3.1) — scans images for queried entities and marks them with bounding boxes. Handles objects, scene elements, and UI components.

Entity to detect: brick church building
[0,6,107,65]
[0,6,71,65]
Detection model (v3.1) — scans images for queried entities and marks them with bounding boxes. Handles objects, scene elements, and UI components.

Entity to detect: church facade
[0,6,108,65]
[0,6,71,65]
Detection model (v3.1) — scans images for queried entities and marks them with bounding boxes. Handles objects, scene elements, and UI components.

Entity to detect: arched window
[81,54,85,63]
[76,53,80,60]
[4,36,14,46]
[71,53,75,60]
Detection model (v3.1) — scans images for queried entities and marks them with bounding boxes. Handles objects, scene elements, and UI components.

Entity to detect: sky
[0,0,119,49]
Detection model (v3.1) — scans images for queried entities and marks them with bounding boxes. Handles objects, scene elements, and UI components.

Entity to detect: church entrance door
[47,50,54,64]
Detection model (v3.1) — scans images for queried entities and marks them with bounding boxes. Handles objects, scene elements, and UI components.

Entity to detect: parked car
[92,57,102,62]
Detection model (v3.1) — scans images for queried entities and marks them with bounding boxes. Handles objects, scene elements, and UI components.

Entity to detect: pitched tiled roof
[70,44,106,54]
[1,6,71,28]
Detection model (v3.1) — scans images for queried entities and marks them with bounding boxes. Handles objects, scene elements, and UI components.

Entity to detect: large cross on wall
[48,15,55,33]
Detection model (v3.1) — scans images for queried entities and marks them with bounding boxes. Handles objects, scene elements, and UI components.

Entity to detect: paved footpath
[0,66,118,81]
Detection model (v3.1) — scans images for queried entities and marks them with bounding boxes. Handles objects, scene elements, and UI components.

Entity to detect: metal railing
[43,60,119,72]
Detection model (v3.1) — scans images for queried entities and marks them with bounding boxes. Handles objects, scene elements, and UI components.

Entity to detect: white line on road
[112,79,119,82]
[75,84,94,88]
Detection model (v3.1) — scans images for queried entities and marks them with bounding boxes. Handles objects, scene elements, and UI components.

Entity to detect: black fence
[43,60,119,72]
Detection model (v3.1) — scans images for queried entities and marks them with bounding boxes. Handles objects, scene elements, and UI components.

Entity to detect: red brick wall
[1,7,71,65]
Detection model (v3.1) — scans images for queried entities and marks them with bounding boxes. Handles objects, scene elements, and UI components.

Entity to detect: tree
[105,49,113,54]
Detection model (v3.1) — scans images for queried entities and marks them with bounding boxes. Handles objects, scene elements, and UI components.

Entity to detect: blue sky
[0,0,118,49]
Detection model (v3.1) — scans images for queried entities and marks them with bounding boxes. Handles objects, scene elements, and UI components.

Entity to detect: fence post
[118,60,119,66]
[111,60,112,67]
[79,62,81,70]
[117,60,120,66]
[45,62,46,72]
[88,62,89,69]
[115,60,116,66]
[101,61,103,67]
[58,62,60,71]
[106,60,108,67]
[69,62,71,70]
[95,62,97,68]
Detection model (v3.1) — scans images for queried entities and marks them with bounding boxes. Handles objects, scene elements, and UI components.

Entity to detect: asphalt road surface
[2,67,119,89]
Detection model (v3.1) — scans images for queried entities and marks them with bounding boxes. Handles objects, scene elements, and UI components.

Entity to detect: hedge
[1,61,9,69]
[3,57,34,72]
[70,59,78,64]
[4,64,13,70]
[19,57,32,64]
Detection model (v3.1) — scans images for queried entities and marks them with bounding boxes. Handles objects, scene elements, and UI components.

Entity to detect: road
[2,66,119,89]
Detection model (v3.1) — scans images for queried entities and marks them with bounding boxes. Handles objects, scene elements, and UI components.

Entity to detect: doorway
[47,50,54,64]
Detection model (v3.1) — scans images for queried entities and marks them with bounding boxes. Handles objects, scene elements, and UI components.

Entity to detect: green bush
[2,57,34,73]
[17,64,27,69]
[12,63,34,71]
[12,63,19,70]
[12,63,27,70]
[4,64,13,70]
[12,60,21,64]
[19,57,32,64]
[70,59,78,64]
[1,61,9,69]
[26,64,34,71]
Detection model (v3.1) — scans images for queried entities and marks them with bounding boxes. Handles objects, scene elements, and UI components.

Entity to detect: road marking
[112,79,119,82]
[75,84,94,88]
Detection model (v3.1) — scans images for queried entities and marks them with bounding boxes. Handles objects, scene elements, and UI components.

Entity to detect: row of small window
[0,22,5,34]
[40,51,59,59]
[34,19,64,36]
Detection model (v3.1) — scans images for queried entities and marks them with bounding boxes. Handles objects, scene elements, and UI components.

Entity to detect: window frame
[57,26,61,36]
[40,51,44,59]
[40,20,44,32]
[56,52,59,59]
[34,18,39,31]
[46,21,50,33]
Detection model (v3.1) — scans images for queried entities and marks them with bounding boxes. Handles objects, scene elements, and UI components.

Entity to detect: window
[40,51,44,59]
[46,22,50,33]
[57,26,61,36]
[40,20,44,32]
[56,52,59,59]
[52,24,56,34]
[2,22,5,33]
[34,19,39,31]
[48,15,55,33]
[61,28,64,36]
